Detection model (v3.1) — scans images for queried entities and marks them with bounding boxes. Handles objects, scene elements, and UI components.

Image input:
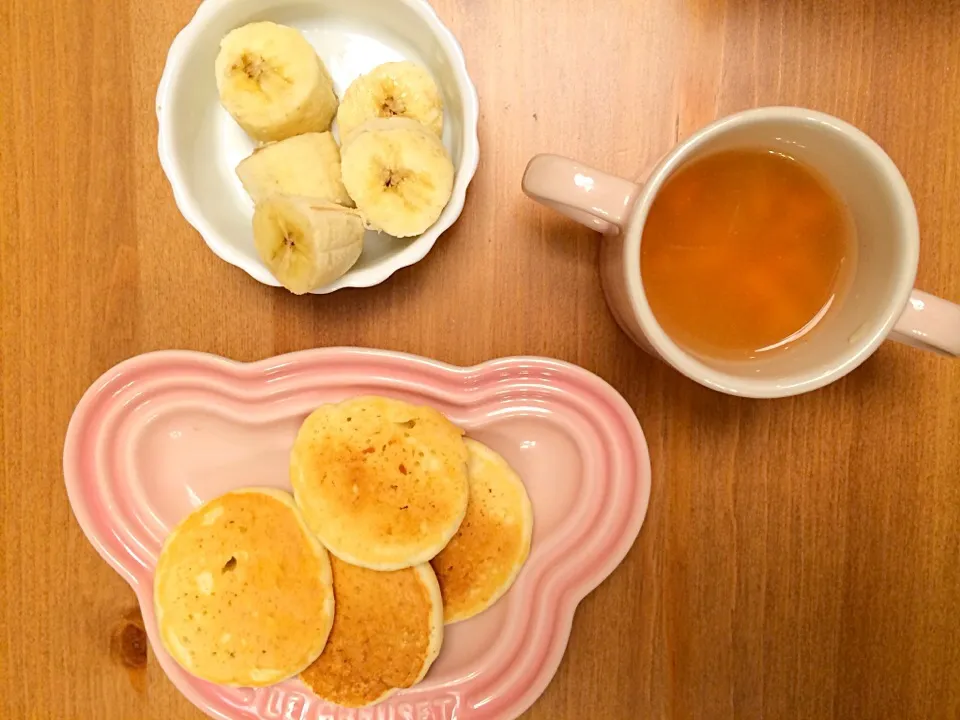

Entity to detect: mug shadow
[519,208,600,263]
[671,341,900,439]
[838,345,913,398]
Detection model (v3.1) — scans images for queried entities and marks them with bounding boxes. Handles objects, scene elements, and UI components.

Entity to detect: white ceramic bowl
[157,0,480,293]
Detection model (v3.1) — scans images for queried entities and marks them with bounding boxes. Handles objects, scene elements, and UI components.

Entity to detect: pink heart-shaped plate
[63,348,651,720]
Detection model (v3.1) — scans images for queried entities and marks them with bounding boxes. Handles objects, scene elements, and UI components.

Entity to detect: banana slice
[252,195,365,294]
[340,118,455,239]
[215,22,338,143]
[337,61,444,139]
[237,132,354,207]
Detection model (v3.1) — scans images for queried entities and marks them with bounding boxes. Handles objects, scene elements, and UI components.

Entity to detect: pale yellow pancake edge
[412,561,445,682]
[444,439,534,625]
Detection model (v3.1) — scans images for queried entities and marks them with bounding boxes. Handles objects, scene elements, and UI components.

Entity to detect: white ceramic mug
[523,107,960,398]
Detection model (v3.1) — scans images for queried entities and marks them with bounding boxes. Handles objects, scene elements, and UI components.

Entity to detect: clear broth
[640,149,856,361]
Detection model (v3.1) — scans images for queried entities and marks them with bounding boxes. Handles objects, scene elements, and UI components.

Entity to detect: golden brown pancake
[153,488,334,686]
[290,396,469,570]
[300,556,443,707]
[431,439,534,623]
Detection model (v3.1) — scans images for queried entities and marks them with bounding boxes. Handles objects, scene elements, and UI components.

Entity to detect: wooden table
[3,0,960,717]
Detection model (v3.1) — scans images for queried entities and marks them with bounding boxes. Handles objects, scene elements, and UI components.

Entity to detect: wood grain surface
[2,0,960,718]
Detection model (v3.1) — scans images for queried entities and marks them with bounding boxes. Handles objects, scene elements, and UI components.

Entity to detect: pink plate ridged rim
[63,348,651,720]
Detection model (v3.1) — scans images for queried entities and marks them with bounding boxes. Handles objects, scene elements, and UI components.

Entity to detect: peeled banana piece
[337,61,444,139]
[252,195,365,295]
[340,117,455,239]
[215,22,338,143]
[236,132,354,207]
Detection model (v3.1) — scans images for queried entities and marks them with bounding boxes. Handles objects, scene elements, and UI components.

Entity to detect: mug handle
[890,290,960,357]
[522,154,641,235]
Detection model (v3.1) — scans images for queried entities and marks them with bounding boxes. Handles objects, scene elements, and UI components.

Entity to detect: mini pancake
[431,439,534,623]
[153,488,335,687]
[291,396,469,570]
[300,556,443,707]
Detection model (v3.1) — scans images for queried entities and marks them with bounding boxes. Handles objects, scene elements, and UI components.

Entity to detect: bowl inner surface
[162,0,468,278]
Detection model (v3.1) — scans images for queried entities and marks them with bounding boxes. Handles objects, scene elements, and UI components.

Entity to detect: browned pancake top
[300,556,436,707]
[154,490,333,686]
[291,396,469,568]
